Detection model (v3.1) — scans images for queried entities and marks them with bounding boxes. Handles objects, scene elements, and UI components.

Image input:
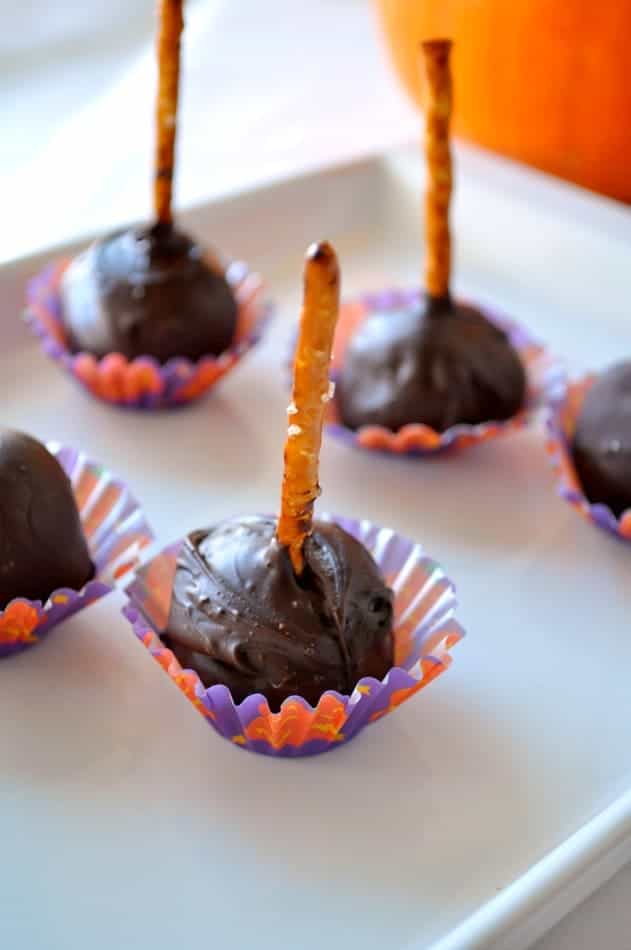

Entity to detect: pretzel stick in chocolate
[278,242,340,574]
[154,0,184,225]
[421,39,453,300]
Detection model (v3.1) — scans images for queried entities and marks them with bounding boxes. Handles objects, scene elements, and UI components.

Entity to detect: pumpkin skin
[375,0,631,203]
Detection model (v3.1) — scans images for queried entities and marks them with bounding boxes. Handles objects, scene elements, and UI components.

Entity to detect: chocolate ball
[337,296,526,432]
[165,515,394,711]
[0,429,94,608]
[61,222,238,363]
[572,361,631,518]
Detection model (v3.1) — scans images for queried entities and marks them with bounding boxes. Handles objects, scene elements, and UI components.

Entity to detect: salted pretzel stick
[278,242,340,574]
[154,0,184,225]
[421,39,453,300]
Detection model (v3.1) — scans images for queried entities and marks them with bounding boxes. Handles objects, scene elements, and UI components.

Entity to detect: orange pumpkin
[375,0,631,203]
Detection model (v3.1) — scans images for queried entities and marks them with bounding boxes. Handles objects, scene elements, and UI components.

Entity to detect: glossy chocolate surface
[572,362,631,517]
[0,429,94,608]
[61,222,237,362]
[337,296,526,432]
[165,515,394,710]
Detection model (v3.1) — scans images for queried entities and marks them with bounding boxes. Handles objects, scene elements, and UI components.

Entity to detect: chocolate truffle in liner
[337,297,526,433]
[165,515,394,711]
[572,361,631,518]
[0,429,94,608]
[61,222,238,363]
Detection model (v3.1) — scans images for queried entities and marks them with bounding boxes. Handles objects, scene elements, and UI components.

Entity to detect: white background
[1,1,630,946]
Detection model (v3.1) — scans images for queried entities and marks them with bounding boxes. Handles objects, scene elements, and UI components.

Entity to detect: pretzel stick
[154,0,184,225]
[277,242,340,574]
[421,39,453,300]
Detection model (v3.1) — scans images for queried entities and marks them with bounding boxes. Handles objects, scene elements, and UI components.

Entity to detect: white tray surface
[1,146,631,950]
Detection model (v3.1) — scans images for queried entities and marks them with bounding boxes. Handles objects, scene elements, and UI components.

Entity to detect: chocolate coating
[165,515,394,710]
[61,222,238,362]
[572,362,631,517]
[0,429,94,608]
[337,297,526,432]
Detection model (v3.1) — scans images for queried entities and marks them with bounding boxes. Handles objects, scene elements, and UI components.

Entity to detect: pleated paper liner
[123,514,464,758]
[327,288,565,456]
[546,375,631,542]
[25,258,272,409]
[0,443,154,658]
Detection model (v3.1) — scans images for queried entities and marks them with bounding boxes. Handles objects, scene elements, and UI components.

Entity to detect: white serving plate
[1,144,630,950]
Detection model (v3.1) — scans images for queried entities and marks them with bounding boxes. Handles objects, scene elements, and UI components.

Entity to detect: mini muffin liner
[123,514,464,758]
[0,443,154,658]
[546,375,631,542]
[25,258,272,409]
[326,288,565,456]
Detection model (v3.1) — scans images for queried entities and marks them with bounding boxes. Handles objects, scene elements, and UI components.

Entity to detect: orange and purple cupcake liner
[0,443,154,658]
[123,514,464,758]
[546,375,631,542]
[327,288,565,456]
[25,258,272,409]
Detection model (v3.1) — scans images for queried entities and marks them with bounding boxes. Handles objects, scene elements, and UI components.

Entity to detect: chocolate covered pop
[164,243,394,710]
[337,40,526,433]
[571,362,631,517]
[0,429,94,608]
[61,0,237,363]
